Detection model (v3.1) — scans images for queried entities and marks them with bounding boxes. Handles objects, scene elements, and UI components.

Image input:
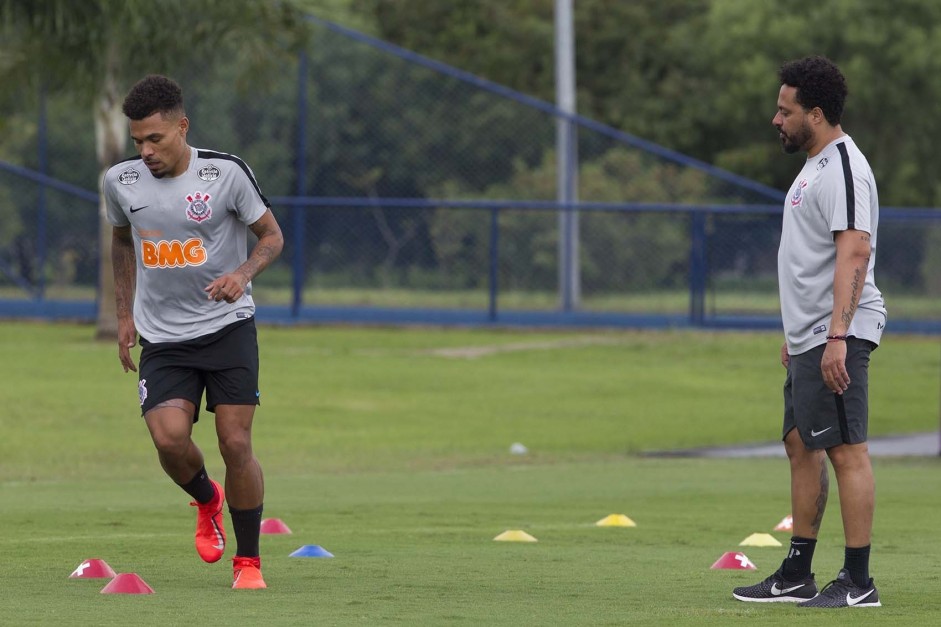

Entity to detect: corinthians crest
[185,191,212,223]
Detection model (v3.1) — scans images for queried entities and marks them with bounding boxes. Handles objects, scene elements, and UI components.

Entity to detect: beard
[780,121,813,154]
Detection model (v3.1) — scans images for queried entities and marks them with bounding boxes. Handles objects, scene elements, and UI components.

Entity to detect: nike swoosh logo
[129,205,149,213]
[212,518,225,550]
[846,588,875,606]
[770,583,804,596]
[810,427,832,437]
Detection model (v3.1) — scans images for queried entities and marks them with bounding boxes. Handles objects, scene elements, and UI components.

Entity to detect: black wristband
[826,334,847,341]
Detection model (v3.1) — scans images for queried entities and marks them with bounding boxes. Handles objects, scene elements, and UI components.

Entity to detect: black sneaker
[732,567,818,603]
[798,568,881,608]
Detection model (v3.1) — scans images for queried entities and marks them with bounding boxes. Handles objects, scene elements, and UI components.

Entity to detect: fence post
[488,207,500,321]
[689,210,707,326]
[291,51,308,318]
[555,0,579,311]
[36,85,48,301]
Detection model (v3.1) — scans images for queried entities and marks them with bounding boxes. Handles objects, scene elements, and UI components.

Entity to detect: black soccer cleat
[732,567,818,603]
[798,568,881,608]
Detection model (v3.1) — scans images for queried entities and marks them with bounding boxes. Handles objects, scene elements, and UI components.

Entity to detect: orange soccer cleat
[190,479,226,563]
[232,556,266,589]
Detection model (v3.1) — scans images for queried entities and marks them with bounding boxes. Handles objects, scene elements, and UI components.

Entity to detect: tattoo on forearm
[812,458,829,534]
[841,266,863,328]
[112,234,136,316]
[239,241,280,283]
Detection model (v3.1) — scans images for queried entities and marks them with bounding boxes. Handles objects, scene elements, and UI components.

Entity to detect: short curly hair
[122,75,185,121]
[778,56,847,126]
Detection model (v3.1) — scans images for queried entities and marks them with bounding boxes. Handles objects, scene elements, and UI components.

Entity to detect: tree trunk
[93,65,127,339]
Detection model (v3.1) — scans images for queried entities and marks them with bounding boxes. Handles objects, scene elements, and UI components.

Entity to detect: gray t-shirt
[777,135,886,355]
[104,147,269,343]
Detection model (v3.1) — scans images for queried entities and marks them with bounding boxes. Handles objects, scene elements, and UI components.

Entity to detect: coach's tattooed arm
[820,229,871,393]
[830,229,871,335]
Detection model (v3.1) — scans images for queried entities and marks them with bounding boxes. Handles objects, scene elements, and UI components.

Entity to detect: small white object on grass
[509,442,528,455]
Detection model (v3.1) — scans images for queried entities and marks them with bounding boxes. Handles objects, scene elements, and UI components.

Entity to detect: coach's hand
[205,271,249,303]
[821,340,850,394]
[117,317,138,373]
[780,343,790,369]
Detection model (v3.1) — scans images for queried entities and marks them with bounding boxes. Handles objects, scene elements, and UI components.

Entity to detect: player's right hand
[117,317,138,373]
[780,342,790,369]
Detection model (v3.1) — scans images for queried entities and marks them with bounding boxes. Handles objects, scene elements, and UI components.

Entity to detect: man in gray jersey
[733,57,886,608]
[103,75,283,590]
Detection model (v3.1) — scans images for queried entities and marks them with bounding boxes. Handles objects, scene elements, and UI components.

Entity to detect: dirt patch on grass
[426,336,626,359]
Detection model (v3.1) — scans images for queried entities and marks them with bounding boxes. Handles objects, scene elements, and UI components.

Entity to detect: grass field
[1,322,939,625]
[4,285,941,319]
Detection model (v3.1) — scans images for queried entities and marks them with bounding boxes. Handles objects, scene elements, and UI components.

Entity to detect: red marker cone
[100,573,155,594]
[774,514,793,532]
[69,559,117,579]
[710,552,757,570]
[260,518,292,534]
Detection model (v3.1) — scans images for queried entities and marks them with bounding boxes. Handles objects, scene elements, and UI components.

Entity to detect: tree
[355,0,712,161]
[428,147,707,295]
[0,0,309,336]
[699,0,941,205]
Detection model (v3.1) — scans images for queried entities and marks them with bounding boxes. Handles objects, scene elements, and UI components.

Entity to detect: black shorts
[782,337,875,450]
[137,317,260,421]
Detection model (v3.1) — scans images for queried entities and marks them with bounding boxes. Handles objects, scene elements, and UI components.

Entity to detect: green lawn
[0,323,938,625]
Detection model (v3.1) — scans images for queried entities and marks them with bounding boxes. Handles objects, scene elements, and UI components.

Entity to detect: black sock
[781,536,817,580]
[844,545,871,587]
[178,466,216,504]
[230,504,264,558]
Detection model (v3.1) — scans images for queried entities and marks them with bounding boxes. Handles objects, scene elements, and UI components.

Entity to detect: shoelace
[816,578,853,596]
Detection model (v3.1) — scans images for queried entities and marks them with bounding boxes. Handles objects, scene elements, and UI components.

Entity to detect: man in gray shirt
[733,57,885,608]
[104,75,283,590]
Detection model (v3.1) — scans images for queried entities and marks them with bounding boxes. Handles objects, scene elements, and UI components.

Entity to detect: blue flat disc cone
[289,545,334,558]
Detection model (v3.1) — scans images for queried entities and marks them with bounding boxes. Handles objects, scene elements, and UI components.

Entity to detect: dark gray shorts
[782,337,875,450]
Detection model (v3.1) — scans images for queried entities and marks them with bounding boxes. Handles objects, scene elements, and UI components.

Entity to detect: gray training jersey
[777,135,886,355]
[104,147,269,343]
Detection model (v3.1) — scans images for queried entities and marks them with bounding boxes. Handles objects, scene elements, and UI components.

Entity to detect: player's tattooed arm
[112,225,136,319]
[206,210,283,303]
[239,209,284,283]
[113,225,138,372]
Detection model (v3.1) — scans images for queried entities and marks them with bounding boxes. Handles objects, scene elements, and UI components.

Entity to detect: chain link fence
[1,18,938,331]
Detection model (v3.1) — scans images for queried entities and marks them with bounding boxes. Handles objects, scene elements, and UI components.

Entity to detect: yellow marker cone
[494,530,538,542]
[739,532,782,547]
[595,514,637,527]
